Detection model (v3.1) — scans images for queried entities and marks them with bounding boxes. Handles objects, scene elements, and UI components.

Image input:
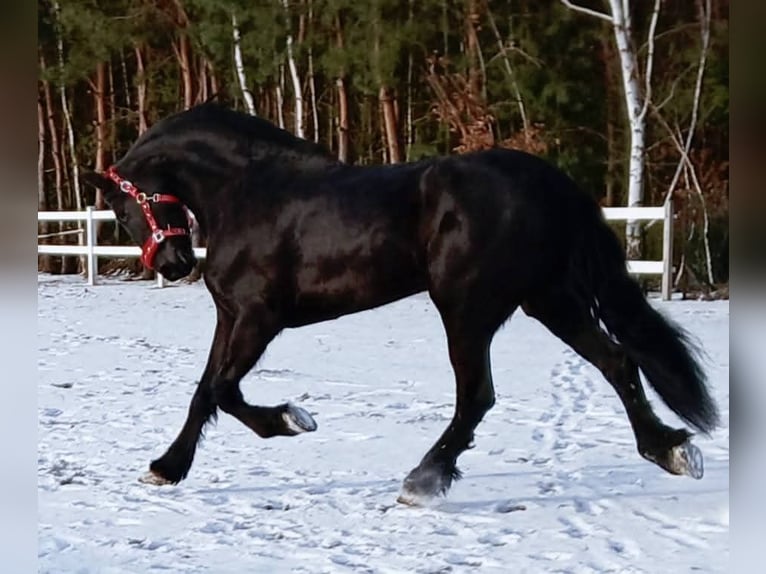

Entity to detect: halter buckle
[119,180,134,193]
[152,230,166,243]
[135,192,147,204]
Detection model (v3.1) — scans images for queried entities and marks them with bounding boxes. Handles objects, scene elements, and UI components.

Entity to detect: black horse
[83,103,718,505]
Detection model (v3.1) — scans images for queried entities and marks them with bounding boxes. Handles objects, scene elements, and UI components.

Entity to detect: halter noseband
[105,166,191,270]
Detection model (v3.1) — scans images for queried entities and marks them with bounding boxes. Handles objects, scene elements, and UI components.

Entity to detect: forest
[37,0,729,295]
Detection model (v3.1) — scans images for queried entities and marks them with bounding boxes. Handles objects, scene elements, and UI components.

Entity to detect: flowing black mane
[126,102,334,168]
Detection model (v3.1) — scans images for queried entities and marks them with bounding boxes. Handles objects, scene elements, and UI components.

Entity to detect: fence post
[661,199,674,301]
[85,206,97,286]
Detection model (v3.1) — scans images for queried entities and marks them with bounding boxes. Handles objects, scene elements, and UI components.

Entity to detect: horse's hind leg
[523,289,702,478]
[398,308,504,505]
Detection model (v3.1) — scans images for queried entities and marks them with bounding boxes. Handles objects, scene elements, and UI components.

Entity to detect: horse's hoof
[396,492,429,507]
[668,440,704,479]
[138,470,174,486]
[282,402,318,434]
[397,466,448,506]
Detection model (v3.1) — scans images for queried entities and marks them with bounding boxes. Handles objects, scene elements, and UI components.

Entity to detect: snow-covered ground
[38,274,729,573]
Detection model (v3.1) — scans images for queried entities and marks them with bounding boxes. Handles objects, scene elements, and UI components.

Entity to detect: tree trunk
[618,59,646,258]
[37,99,47,214]
[232,12,256,115]
[135,45,148,134]
[602,35,618,207]
[209,62,219,96]
[276,65,286,129]
[38,98,53,273]
[379,86,401,164]
[40,54,65,273]
[335,15,349,163]
[282,0,304,138]
[92,61,107,209]
[608,0,660,259]
[561,0,660,260]
[464,0,484,99]
[305,0,319,143]
[197,56,209,103]
[120,48,131,108]
[176,34,194,109]
[54,0,84,274]
[108,61,117,164]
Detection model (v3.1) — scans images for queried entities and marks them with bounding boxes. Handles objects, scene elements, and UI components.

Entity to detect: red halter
[104,166,190,270]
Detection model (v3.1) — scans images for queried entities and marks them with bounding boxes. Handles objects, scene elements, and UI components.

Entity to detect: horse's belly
[285,260,425,327]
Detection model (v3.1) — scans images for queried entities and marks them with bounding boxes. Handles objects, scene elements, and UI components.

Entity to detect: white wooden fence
[38,202,674,299]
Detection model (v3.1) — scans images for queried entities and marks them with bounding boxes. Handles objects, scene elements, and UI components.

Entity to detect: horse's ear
[80,169,116,205]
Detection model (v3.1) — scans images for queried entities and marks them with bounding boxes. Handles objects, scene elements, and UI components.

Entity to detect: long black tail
[573,203,719,434]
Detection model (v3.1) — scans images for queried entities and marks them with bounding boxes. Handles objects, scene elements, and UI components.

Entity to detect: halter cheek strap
[104,166,191,270]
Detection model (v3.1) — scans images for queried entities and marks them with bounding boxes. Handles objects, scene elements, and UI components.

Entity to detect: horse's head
[82,168,197,281]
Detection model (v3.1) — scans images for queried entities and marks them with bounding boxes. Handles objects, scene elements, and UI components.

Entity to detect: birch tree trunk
[282,0,304,138]
[561,0,661,260]
[232,12,256,115]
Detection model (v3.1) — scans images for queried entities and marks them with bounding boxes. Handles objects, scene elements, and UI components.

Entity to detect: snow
[38,274,729,573]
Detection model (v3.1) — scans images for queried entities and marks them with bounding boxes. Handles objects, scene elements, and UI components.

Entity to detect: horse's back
[273,163,431,326]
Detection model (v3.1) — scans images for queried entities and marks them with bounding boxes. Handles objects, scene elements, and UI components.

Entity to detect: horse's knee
[189,381,216,416]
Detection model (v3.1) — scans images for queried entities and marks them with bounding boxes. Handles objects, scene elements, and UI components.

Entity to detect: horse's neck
[170,146,334,233]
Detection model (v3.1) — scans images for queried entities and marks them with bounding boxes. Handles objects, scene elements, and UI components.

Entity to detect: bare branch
[639,0,662,121]
[485,3,529,134]
[660,0,711,205]
[652,110,715,285]
[559,0,613,23]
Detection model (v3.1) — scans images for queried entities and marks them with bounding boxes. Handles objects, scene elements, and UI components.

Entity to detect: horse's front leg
[141,308,232,485]
[210,309,318,438]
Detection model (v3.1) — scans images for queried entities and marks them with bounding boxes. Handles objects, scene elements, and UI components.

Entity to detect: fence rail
[38,202,674,299]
